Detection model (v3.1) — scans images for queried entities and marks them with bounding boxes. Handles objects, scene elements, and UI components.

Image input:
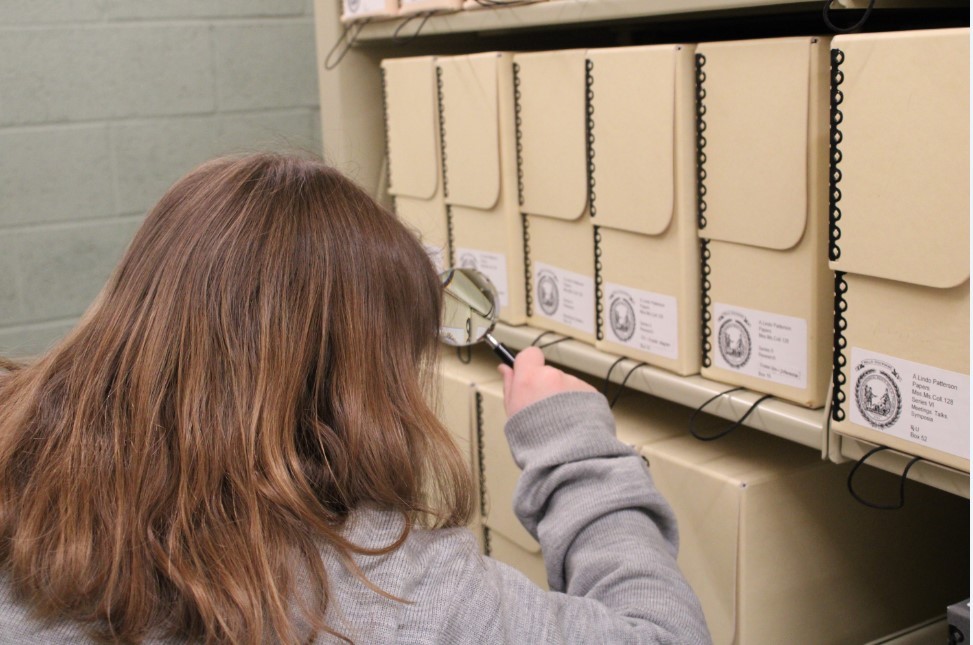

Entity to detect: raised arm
[489,347,711,644]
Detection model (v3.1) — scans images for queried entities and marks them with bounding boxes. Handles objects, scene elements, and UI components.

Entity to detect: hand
[497,346,596,418]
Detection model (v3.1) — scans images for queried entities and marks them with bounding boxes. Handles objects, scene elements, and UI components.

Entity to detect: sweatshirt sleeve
[489,390,712,644]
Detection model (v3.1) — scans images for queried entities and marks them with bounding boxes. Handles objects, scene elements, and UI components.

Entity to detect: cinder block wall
[0,0,321,357]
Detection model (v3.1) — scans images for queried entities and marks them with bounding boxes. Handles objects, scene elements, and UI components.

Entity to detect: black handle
[484,333,515,367]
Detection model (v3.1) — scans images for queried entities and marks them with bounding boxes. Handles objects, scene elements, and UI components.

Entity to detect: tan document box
[382,56,449,272]
[399,0,461,15]
[438,52,527,324]
[474,381,689,589]
[514,49,596,343]
[641,430,968,645]
[341,0,397,22]
[828,29,970,472]
[476,379,547,587]
[588,45,700,375]
[696,37,833,407]
[436,347,503,551]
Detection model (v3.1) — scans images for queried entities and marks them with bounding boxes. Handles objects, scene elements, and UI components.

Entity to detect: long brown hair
[0,153,473,643]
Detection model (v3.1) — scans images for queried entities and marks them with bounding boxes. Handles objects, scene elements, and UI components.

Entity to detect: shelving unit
[312,0,970,498]
[355,0,833,40]
[354,0,967,41]
[493,323,826,452]
[830,432,970,499]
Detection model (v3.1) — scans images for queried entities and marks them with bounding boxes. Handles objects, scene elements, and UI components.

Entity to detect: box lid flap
[384,56,440,201]
[698,38,815,251]
[829,29,970,288]
[589,46,678,236]
[440,53,503,211]
[515,49,589,221]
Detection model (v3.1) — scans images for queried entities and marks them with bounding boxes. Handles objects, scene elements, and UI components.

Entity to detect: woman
[0,154,709,643]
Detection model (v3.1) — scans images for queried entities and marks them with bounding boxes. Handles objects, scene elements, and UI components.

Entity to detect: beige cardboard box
[436,347,503,551]
[828,28,970,472]
[514,49,596,343]
[641,429,968,645]
[341,0,397,22]
[399,0,461,15]
[588,44,700,376]
[438,52,527,325]
[474,380,692,589]
[696,37,833,407]
[382,56,449,273]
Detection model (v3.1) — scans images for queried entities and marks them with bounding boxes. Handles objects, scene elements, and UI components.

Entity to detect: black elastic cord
[323,19,367,71]
[606,362,648,409]
[530,330,558,347]
[538,336,570,350]
[847,445,923,510]
[822,0,876,33]
[456,345,472,364]
[392,11,435,44]
[602,356,627,397]
[690,388,774,441]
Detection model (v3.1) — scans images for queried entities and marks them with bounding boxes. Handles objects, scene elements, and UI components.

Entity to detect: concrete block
[0,320,76,359]
[99,0,307,19]
[0,1,103,25]
[217,0,309,17]
[0,26,215,126]
[10,218,142,324]
[112,117,218,215]
[0,125,115,227]
[217,109,319,154]
[214,22,318,111]
[113,110,319,214]
[0,247,24,326]
[100,0,222,20]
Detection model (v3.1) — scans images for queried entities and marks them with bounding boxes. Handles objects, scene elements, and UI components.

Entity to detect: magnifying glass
[439,267,516,367]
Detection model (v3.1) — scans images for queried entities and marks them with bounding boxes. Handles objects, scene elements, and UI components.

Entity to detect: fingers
[513,346,545,374]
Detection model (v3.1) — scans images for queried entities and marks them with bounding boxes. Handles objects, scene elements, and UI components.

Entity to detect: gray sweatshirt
[0,392,711,644]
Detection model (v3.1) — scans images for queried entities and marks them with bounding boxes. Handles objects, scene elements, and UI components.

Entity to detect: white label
[343,0,389,16]
[455,248,509,308]
[425,244,446,275]
[533,261,595,335]
[849,348,969,460]
[712,303,807,389]
[603,283,679,360]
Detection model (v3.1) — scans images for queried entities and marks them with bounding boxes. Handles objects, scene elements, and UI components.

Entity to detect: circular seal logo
[855,368,902,429]
[609,296,636,342]
[459,253,477,271]
[718,319,751,368]
[347,0,361,11]
[537,273,559,316]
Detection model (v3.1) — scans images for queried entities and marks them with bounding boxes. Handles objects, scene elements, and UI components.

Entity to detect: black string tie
[392,11,435,44]
[602,359,648,409]
[847,445,923,510]
[323,19,368,71]
[689,387,773,441]
[530,330,571,350]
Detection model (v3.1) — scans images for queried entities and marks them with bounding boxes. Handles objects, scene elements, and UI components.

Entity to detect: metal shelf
[353,0,962,42]
[492,322,827,452]
[829,432,970,499]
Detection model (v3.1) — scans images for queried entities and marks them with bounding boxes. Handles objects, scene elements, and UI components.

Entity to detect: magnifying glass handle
[484,332,515,367]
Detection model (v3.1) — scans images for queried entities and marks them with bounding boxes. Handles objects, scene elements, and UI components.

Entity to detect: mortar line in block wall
[0,106,321,134]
